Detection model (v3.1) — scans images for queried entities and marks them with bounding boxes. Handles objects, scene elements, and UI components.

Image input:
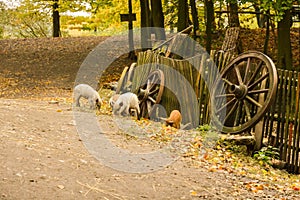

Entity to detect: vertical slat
[291,71,298,172]
[198,54,207,125]
[281,70,288,161]
[267,77,278,144]
[294,73,300,173]
[286,71,292,169]
[276,70,284,148]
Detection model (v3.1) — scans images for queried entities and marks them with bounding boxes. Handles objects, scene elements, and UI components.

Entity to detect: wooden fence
[262,69,300,174]
[130,50,234,128]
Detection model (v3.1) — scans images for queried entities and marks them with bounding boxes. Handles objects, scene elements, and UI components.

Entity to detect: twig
[152,25,194,51]
[76,180,127,200]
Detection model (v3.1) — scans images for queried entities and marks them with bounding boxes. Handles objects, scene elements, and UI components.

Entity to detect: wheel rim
[115,63,137,94]
[211,51,278,134]
[116,66,129,94]
[138,70,165,118]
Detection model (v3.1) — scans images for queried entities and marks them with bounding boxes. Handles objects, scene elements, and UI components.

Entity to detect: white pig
[74,84,102,110]
[113,92,140,119]
[109,93,120,108]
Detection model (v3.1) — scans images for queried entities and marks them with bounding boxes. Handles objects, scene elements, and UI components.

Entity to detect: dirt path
[0,98,236,199]
[1,98,299,199]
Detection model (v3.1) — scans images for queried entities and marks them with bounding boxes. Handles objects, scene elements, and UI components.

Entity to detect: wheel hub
[228,84,248,100]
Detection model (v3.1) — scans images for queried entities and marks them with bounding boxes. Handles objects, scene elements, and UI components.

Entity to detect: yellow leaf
[190,190,197,196]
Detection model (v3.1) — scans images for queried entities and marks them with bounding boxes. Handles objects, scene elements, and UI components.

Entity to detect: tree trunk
[140,0,151,50]
[263,11,270,55]
[190,0,199,39]
[52,0,60,37]
[228,1,240,27]
[177,0,189,32]
[150,0,166,41]
[205,0,214,54]
[277,9,293,70]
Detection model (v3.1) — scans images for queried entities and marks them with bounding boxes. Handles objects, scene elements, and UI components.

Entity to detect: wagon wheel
[115,63,136,94]
[211,51,278,134]
[138,70,164,119]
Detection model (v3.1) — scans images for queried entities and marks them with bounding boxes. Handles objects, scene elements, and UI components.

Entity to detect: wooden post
[128,0,135,59]
[254,67,268,150]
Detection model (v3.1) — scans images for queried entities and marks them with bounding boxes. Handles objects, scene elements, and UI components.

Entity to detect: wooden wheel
[138,70,165,118]
[115,63,136,94]
[211,51,278,134]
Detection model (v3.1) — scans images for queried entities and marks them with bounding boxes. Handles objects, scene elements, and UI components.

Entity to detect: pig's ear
[119,102,123,107]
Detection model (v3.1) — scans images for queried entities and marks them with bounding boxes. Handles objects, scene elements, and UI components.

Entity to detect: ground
[0,35,300,199]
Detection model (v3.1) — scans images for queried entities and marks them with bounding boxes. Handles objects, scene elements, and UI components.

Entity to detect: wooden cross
[120,0,136,59]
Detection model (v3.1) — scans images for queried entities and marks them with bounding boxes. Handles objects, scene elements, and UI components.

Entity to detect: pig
[109,93,120,108]
[113,92,140,119]
[74,84,102,110]
[165,110,182,129]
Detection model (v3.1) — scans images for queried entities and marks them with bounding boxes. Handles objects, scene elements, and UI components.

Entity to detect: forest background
[0,0,299,70]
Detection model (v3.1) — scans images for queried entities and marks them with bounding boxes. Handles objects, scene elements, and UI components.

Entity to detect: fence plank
[286,71,293,168]
[291,72,299,173]
[293,73,300,173]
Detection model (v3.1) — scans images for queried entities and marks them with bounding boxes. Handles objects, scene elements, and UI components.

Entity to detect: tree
[205,0,214,53]
[52,0,60,37]
[190,0,199,39]
[140,0,151,49]
[277,0,292,70]
[261,0,294,70]
[150,0,166,41]
[228,0,240,27]
[277,8,293,70]
[177,0,190,31]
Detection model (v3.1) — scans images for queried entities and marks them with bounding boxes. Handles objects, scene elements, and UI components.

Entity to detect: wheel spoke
[216,97,236,114]
[148,96,156,103]
[248,89,269,94]
[149,82,159,91]
[223,100,239,123]
[151,74,157,83]
[146,79,151,90]
[215,93,235,98]
[243,57,251,83]
[149,87,159,95]
[245,95,263,108]
[234,64,243,85]
[246,60,263,85]
[243,100,252,121]
[248,72,269,90]
[222,78,234,87]
[234,101,242,126]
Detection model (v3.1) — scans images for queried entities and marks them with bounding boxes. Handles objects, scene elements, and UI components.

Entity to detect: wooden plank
[293,73,300,173]
[221,27,240,54]
[120,13,136,22]
[282,70,289,161]
[254,67,268,150]
[291,71,299,172]
[286,71,293,168]
[276,70,283,147]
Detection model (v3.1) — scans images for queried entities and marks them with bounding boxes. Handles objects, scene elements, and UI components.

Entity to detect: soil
[0,36,299,199]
